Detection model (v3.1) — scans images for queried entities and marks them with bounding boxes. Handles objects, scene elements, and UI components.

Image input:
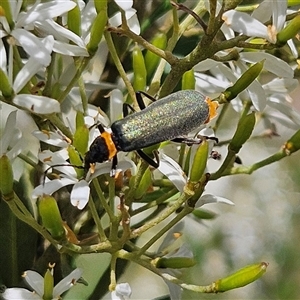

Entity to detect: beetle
[84,90,218,174]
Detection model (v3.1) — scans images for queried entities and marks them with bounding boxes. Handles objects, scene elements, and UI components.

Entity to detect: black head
[84,136,110,171]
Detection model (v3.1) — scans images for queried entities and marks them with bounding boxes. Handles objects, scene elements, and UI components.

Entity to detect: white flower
[32,95,136,209]
[222,0,298,57]
[0,111,22,161]
[110,0,140,35]
[157,136,234,208]
[2,267,82,300]
[194,53,298,114]
[32,147,135,210]
[111,283,132,300]
[0,0,88,94]
[222,0,287,44]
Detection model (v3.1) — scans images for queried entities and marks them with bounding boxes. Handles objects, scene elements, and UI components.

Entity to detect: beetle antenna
[170,1,207,32]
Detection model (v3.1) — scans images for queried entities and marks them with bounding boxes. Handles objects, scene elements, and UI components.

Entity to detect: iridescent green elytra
[111,90,210,151]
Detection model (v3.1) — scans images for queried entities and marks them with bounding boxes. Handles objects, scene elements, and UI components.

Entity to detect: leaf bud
[154,257,196,269]
[223,61,264,101]
[38,195,65,240]
[277,15,300,46]
[0,154,14,198]
[213,262,268,292]
[229,112,256,153]
[189,140,209,183]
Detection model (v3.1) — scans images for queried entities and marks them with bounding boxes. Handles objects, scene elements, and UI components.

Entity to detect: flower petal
[114,0,133,11]
[247,80,266,111]
[272,0,287,31]
[0,111,20,155]
[13,94,60,114]
[38,149,78,178]
[263,78,298,94]
[88,160,136,181]
[198,194,235,207]
[70,180,90,209]
[32,131,69,148]
[158,153,187,193]
[126,10,140,35]
[12,29,52,65]
[268,95,300,126]
[110,89,124,123]
[53,268,82,297]
[222,10,269,41]
[53,41,89,57]
[35,19,86,48]
[16,1,76,28]
[2,288,41,300]
[13,35,54,93]
[32,178,77,199]
[239,52,294,78]
[24,270,44,297]
[0,39,7,73]
[109,9,140,35]
[111,283,132,300]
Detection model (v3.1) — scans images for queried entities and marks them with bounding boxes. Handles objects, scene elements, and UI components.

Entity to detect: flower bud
[223,61,264,101]
[38,195,65,240]
[0,154,14,198]
[277,15,300,46]
[67,146,84,178]
[144,33,167,80]
[155,257,196,269]
[68,3,81,36]
[182,69,195,90]
[213,262,268,292]
[189,140,209,183]
[133,44,147,91]
[0,68,14,98]
[73,124,89,157]
[287,0,300,4]
[192,208,216,220]
[133,167,152,199]
[0,1,13,29]
[229,112,256,153]
[43,268,54,300]
[87,9,107,55]
[283,129,300,155]
[94,0,107,13]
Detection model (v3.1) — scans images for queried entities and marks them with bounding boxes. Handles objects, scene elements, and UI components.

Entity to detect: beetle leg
[110,155,118,177]
[136,91,157,111]
[172,136,203,145]
[123,103,135,117]
[172,135,219,145]
[136,149,159,168]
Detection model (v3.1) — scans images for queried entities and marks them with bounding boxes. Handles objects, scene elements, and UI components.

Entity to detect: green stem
[5,195,58,246]
[136,205,193,256]
[106,175,119,241]
[125,161,149,205]
[45,114,73,140]
[116,249,214,293]
[225,149,288,176]
[88,195,107,242]
[109,254,117,291]
[57,57,89,103]
[104,30,136,104]
[130,188,193,239]
[43,52,56,97]
[212,103,229,132]
[78,75,88,113]
[92,179,115,221]
[131,188,178,216]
